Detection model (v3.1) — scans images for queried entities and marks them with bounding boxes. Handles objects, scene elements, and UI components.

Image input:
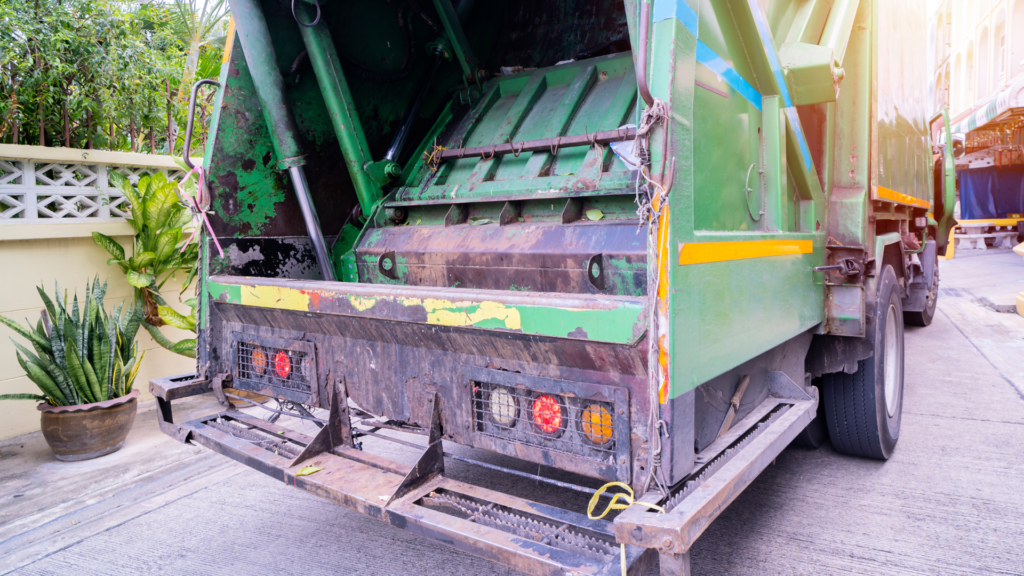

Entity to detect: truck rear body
[153,0,950,573]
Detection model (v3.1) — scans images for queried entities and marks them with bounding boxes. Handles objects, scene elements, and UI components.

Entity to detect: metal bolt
[384,162,402,179]
[618,408,625,415]
[661,537,674,551]
[619,457,626,464]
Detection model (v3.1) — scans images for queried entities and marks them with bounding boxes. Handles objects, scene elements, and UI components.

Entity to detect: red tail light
[532,395,562,434]
[273,350,292,379]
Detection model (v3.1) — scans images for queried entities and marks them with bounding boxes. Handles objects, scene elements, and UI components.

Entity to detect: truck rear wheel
[905,250,938,326]
[822,264,904,459]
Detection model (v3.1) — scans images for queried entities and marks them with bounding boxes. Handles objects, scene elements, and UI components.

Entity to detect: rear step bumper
[151,373,816,576]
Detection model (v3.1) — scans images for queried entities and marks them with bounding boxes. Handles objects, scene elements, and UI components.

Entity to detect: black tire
[822,264,905,460]
[905,253,938,327]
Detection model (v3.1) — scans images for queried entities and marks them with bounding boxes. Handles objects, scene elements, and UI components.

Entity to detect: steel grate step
[420,488,618,562]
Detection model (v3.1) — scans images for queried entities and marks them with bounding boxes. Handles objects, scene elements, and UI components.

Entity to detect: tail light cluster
[473,382,616,461]
[234,338,316,404]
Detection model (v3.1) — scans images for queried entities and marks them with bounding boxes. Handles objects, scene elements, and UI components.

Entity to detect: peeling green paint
[516,305,641,342]
[208,280,644,344]
[209,282,242,304]
[207,40,287,236]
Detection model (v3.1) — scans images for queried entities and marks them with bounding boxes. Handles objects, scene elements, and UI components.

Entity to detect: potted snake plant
[0,278,145,461]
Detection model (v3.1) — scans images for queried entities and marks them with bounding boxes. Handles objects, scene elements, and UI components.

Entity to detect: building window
[1012,0,1024,79]
[996,8,1007,87]
[954,54,963,112]
[978,27,990,97]
[950,0,958,41]
[967,41,975,105]
[944,63,951,108]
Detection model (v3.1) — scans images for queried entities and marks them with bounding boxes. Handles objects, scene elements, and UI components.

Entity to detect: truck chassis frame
[152,372,815,575]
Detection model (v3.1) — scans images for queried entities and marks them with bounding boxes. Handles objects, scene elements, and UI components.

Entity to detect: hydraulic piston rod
[294,0,381,217]
[227,0,336,280]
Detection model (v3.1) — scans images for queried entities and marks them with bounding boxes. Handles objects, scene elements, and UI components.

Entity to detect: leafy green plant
[93,171,199,358]
[146,298,198,358]
[0,278,144,406]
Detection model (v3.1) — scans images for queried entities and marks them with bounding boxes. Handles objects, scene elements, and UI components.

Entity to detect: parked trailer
[153,0,958,573]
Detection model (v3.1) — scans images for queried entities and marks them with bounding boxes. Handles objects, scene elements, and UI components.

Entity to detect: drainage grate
[473,382,616,463]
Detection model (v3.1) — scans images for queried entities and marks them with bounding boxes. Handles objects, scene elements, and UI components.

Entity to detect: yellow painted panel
[942,227,955,259]
[348,295,378,312]
[422,298,523,330]
[877,186,931,209]
[678,239,812,266]
[240,284,312,311]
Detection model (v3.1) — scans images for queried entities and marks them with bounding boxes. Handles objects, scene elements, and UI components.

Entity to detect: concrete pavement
[2,250,1023,575]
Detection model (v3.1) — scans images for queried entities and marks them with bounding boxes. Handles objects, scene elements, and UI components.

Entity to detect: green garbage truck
[151,0,959,573]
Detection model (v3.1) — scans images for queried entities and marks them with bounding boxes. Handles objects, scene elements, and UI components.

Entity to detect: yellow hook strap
[587,482,666,520]
[587,482,667,576]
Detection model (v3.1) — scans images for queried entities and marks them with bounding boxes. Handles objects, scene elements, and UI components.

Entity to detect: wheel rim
[884,303,900,417]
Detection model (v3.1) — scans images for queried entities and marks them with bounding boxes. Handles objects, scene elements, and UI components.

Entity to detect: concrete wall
[0,226,196,440]
[0,145,199,441]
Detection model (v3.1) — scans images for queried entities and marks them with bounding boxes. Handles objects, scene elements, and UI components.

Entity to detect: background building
[929,0,1024,223]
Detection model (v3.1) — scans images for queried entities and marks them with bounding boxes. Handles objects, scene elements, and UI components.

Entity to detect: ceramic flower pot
[37,389,139,461]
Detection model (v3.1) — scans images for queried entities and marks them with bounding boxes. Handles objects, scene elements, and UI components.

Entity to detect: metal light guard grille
[473,382,616,463]
[237,341,311,392]
[231,334,318,405]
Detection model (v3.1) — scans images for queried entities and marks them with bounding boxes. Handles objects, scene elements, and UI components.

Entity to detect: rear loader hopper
[152,0,956,573]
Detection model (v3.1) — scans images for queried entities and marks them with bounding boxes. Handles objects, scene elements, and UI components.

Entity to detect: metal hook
[182,79,221,170]
[550,136,561,156]
[507,136,524,158]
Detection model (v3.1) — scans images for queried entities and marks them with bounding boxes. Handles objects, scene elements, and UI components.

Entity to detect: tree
[0,0,228,155]
[162,0,229,92]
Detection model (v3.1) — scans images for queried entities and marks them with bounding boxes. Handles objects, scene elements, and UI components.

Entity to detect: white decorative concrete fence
[0,144,201,441]
[0,144,190,222]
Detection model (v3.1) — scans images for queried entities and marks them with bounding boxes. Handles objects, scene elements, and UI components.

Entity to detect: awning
[939,77,1024,143]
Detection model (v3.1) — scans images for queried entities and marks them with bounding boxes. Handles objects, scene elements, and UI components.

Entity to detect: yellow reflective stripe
[877,186,931,209]
[678,239,812,265]
[958,218,1024,226]
[222,18,236,64]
